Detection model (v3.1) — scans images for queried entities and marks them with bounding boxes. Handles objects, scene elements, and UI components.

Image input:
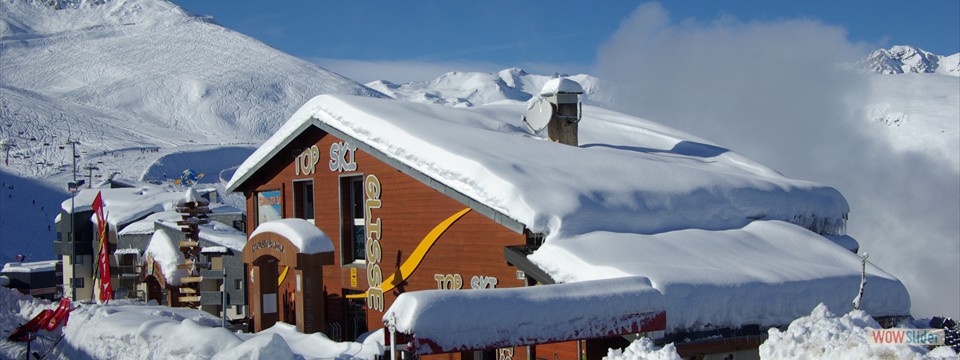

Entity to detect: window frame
[338,174,366,266]
[292,179,315,223]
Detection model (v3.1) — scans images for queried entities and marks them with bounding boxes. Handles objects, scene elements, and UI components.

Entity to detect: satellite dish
[522,96,553,133]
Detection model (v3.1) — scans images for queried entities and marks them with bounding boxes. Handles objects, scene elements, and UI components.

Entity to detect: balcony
[53,240,93,256]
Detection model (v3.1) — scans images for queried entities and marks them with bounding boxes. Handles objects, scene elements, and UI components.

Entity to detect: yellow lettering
[367,288,384,312]
[364,174,381,199]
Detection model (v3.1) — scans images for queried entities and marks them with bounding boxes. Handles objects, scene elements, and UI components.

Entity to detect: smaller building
[1,260,60,300]
[142,214,249,325]
[53,180,243,304]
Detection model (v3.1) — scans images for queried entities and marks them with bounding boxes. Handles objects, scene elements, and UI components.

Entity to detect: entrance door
[344,289,368,341]
[254,256,279,331]
[145,275,162,303]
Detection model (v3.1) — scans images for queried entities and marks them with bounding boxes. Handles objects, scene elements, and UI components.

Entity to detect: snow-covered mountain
[0,0,385,262]
[366,68,613,107]
[850,46,960,172]
[857,45,960,76]
[0,0,383,170]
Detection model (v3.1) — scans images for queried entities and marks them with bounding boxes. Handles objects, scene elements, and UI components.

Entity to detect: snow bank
[385,277,664,354]
[0,290,384,360]
[605,338,681,360]
[249,218,334,254]
[60,302,242,359]
[530,221,910,332]
[759,303,957,359]
[0,287,59,359]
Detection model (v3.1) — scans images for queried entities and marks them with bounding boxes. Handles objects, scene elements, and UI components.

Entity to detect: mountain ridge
[856,45,959,76]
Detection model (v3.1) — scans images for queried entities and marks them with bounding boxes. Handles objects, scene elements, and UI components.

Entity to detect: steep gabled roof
[227,94,848,238]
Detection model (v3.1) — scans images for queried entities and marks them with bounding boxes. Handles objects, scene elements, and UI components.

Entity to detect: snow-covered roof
[538,77,584,96]
[200,246,228,254]
[118,211,183,236]
[249,219,333,254]
[529,220,909,331]
[226,94,908,333]
[145,230,187,286]
[228,94,848,238]
[385,277,664,354]
[114,248,141,255]
[1,260,58,273]
[196,221,246,251]
[178,187,210,206]
[62,184,193,227]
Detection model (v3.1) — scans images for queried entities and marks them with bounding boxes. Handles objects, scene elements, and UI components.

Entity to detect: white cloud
[594,2,959,319]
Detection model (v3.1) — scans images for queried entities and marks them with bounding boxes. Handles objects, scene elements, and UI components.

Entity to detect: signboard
[257,190,282,225]
[365,174,383,311]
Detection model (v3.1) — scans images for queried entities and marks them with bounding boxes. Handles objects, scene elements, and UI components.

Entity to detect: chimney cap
[539,78,584,97]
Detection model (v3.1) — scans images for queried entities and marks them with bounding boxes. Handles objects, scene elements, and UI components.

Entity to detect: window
[74,256,83,265]
[293,180,315,222]
[235,279,243,290]
[340,176,365,264]
[70,277,84,288]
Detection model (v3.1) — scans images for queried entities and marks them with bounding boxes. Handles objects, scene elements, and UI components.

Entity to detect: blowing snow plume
[595,3,959,319]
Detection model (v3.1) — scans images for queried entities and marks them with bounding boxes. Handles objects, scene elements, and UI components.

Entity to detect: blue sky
[170,1,959,82]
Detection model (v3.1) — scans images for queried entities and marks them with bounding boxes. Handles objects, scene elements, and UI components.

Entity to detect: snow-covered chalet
[226,79,910,360]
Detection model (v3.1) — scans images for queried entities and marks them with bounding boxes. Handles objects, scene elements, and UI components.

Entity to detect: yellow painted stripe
[345,208,471,299]
[278,266,289,285]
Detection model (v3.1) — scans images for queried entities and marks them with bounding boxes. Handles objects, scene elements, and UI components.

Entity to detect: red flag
[92,192,112,302]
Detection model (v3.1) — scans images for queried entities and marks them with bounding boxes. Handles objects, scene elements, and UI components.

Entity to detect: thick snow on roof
[538,77,585,96]
[229,94,848,238]
[1,260,58,273]
[178,187,210,206]
[144,229,186,286]
[529,220,910,331]
[385,277,664,354]
[62,184,191,227]
[117,210,183,235]
[198,221,246,251]
[250,219,333,254]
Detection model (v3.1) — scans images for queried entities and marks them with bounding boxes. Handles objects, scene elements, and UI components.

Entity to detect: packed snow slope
[1,0,383,144]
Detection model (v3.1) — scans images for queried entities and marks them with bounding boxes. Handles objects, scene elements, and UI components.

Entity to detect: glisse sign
[365,174,384,311]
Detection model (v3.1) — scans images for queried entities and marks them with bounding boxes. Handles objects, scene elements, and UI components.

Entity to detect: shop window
[340,176,366,264]
[293,180,315,222]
